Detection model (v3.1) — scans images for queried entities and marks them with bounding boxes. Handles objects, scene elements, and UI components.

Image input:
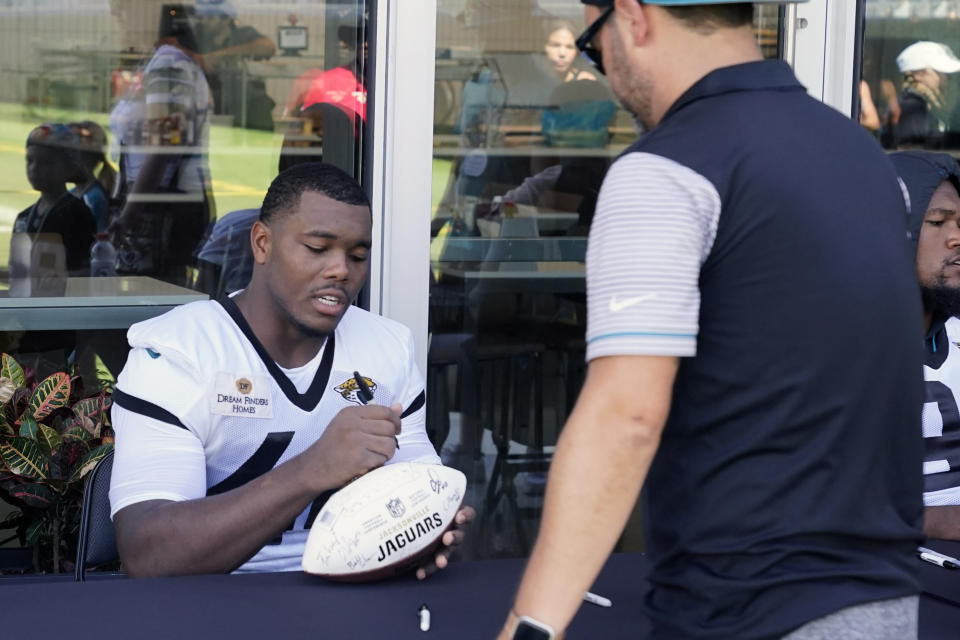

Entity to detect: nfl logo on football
[386,498,406,518]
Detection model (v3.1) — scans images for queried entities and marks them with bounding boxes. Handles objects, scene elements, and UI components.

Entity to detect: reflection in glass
[862,1,960,149]
[16,124,97,278]
[0,0,371,412]
[109,2,213,285]
[0,0,371,575]
[430,1,782,560]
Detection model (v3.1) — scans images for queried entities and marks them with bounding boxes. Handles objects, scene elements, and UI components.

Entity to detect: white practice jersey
[109,297,439,573]
[923,317,960,505]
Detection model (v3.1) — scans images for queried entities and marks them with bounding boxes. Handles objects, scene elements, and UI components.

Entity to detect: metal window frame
[784,0,860,116]
[368,0,438,374]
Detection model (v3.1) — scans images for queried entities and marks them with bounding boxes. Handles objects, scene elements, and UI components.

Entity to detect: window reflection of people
[108,1,213,286]
[67,121,117,232]
[110,162,473,577]
[494,79,616,235]
[889,151,960,542]
[13,124,96,277]
[440,16,606,231]
[544,22,596,84]
[283,22,368,125]
[894,41,960,148]
[193,0,277,131]
[859,80,881,132]
[280,20,367,177]
[196,132,333,298]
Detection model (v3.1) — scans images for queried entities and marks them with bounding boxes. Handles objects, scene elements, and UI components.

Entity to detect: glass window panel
[430,1,782,560]
[0,0,370,359]
[0,0,369,572]
[861,0,960,148]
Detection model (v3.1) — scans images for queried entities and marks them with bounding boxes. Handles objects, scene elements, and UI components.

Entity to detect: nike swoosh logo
[608,294,657,313]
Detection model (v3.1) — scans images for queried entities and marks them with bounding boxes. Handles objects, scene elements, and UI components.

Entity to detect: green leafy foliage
[0,413,14,438]
[71,397,102,423]
[18,416,38,440]
[68,444,113,484]
[1,354,25,388]
[11,483,53,509]
[0,438,47,480]
[28,373,70,422]
[36,425,60,458]
[0,354,113,574]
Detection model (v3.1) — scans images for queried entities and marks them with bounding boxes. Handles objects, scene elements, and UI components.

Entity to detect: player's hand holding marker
[352,371,400,451]
[295,374,402,492]
[350,370,476,580]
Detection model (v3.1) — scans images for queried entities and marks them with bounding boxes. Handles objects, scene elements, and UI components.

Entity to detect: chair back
[197,208,258,297]
[74,449,117,581]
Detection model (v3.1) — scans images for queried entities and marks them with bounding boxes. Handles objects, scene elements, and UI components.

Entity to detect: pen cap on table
[302,462,466,582]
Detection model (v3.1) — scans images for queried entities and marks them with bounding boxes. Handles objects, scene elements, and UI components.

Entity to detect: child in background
[68,121,117,232]
[15,123,97,274]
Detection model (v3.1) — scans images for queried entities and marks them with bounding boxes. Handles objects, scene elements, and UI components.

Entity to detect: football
[302,462,467,582]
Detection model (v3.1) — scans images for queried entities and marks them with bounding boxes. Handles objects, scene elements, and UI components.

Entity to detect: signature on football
[444,490,462,507]
[428,468,448,495]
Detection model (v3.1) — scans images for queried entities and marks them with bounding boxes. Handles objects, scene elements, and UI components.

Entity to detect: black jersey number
[923,381,960,493]
[206,431,334,545]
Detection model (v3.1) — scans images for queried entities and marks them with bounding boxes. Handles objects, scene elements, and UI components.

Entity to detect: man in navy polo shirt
[499,2,924,639]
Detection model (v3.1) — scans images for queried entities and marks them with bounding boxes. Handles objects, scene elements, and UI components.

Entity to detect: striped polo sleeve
[586,152,721,361]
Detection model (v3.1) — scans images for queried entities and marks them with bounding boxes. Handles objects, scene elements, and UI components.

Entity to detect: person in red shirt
[284,22,368,125]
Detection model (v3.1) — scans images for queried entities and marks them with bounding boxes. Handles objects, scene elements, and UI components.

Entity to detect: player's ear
[250,220,272,265]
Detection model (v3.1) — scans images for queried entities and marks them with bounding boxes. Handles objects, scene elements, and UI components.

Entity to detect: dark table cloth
[2,549,958,639]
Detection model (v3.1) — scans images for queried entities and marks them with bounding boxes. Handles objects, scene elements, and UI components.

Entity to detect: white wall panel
[369,0,437,375]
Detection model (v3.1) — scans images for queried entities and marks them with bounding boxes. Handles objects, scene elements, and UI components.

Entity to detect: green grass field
[0,101,454,274]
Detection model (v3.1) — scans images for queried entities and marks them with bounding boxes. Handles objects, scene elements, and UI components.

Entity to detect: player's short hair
[664,4,754,33]
[260,162,370,224]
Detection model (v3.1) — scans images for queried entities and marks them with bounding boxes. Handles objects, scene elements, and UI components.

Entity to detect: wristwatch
[511,615,556,640]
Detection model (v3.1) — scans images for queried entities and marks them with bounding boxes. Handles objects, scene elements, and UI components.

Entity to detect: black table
[918,540,960,639]
[2,550,958,639]
[0,555,646,639]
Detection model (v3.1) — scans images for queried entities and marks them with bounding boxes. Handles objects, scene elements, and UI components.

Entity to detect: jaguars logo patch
[335,376,376,405]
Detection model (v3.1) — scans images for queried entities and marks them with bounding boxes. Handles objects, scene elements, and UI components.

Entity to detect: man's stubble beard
[607,22,655,131]
[921,272,960,319]
[268,286,332,342]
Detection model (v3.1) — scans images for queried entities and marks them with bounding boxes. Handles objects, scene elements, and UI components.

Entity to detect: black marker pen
[353,371,399,449]
[918,546,960,570]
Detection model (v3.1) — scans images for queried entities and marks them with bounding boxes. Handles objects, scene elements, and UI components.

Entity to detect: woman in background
[543,21,596,84]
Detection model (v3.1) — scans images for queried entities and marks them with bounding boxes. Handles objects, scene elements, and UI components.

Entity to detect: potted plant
[0,353,113,574]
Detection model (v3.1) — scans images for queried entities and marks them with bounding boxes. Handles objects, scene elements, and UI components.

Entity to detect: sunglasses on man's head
[576,6,614,75]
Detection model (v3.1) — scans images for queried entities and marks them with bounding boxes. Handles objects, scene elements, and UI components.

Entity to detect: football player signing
[109,163,474,577]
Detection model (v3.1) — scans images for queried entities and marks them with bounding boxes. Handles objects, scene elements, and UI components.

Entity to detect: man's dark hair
[664,3,754,33]
[260,162,370,224]
[158,4,199,52]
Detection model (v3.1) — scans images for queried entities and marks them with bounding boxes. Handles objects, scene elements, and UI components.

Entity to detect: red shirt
[289,67,367,123]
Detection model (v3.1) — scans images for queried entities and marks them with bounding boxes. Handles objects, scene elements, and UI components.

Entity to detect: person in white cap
[895,40,960,148]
